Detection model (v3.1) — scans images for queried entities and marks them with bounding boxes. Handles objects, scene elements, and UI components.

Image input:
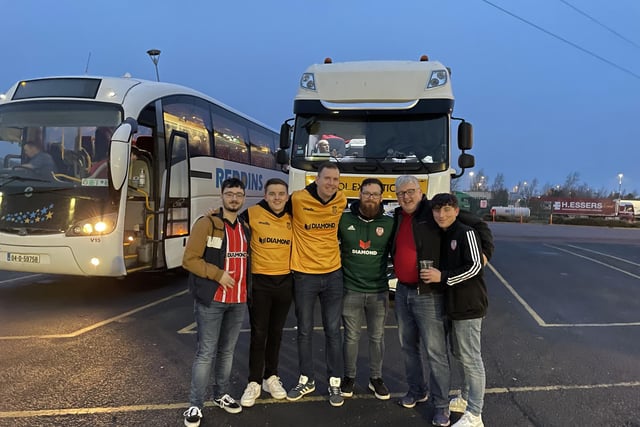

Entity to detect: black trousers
[248,273,294,383]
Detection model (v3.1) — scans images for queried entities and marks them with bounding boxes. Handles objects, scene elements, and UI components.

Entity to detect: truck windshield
[291,113,449,173]
[0,101,123,235]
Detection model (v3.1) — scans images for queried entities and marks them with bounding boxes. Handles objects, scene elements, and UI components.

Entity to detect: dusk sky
[3,0,638,194]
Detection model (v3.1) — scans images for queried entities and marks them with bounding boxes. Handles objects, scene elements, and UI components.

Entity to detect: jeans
[248,274,293,383]
[451,318,485,416]
[394,283,450,409]
[293,269,344,380]
[342,289,388,379]
[189,300,245,408]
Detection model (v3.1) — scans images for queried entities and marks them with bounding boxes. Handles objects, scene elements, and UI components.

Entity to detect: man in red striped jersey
[182,177,251,427]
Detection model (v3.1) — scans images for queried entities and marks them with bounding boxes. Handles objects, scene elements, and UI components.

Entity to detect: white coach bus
[0,76,285,276]
[278,55,475,202]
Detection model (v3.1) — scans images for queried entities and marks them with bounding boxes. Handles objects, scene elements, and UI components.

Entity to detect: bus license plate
[7,253,41,263]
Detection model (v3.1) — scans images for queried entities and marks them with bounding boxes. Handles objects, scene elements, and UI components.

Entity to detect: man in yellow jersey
[286,162,347,407]
[238,178,292,407]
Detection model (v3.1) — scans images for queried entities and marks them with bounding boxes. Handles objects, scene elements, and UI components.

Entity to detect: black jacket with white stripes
[439,219,488,320]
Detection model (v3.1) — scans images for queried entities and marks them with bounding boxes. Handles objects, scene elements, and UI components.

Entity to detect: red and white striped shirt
[213,220,248,304]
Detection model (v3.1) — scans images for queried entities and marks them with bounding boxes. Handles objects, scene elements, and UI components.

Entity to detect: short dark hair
[221,177,245,192]
[317,161,339,176]
[431,193,458,209]
[360,178,384,194]
[265,177,288,192]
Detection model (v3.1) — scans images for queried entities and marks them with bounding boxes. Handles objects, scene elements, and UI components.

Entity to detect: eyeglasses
[362,191,382,199]
[223,192,245,199]
[396,188,418,198]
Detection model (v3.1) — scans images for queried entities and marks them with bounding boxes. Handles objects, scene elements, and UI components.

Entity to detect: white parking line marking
[487,261,640,327]
[0,289,189,340]
[2,381,638,419]
[546,244,640,280]
[565,244,640,267]
[486,262,547,326]
[0,274,43,286]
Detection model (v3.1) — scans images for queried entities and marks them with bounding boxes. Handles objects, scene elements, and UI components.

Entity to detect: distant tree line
[451,170,638,213]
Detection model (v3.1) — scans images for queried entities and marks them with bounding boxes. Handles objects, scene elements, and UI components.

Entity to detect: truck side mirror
[279,122,291,149]
[276,148,289,165]
[458,153,475,169]
[458,121,473,150]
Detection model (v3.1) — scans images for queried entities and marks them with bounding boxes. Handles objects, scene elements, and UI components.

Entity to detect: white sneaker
[183,406,202,427]
[449,396,468,413]
[452,411,484,427]
[240,381,261,407]
[263,375,287,399]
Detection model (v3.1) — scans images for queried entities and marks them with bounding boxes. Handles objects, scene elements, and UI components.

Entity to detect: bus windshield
[0,100,123,235]
[291,113,449,173]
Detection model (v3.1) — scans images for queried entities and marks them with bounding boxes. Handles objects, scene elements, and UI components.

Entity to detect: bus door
[124,135,156,272]
[162,131,191,268]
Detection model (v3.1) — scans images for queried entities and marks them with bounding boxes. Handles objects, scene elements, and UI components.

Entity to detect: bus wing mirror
[110,117,138,191]
[279,122,291,149]
[457,121,473,150]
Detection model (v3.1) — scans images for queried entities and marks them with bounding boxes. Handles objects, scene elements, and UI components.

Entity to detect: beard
[359,202,379,219]
[223,203,241,213]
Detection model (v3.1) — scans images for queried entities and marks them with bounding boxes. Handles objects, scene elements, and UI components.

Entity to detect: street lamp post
[468,171,474,191]
[146,49,161,82]
[618,173,624,199]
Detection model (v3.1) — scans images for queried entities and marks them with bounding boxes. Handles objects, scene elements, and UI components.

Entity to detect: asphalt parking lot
[0,223,639,426]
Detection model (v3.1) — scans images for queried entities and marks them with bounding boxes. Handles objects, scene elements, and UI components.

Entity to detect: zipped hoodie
[439,219,488,320]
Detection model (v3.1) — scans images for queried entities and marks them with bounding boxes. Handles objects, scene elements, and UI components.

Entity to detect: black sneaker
[368,377,390,400]
[342,376,355,397]
[213,394,242,414]
[183,406,202,427]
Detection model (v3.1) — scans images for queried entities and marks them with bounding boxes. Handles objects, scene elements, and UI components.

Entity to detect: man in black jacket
[391,175,493,427]
[422,193,487,427]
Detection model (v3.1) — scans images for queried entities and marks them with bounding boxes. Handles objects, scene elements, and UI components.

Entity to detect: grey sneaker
[328,376,344,407]
[286,375,316,401]
[399,392,429,408]
[432,407,451,426]
[368,377,390,400]
[183,406,202,427]
[213,394,242,414]
[341,376,355,397]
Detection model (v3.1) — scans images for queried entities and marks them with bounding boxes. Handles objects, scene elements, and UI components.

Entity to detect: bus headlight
[67,213,117,236]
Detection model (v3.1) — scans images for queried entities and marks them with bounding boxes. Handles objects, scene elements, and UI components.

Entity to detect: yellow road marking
[2,381,638,419]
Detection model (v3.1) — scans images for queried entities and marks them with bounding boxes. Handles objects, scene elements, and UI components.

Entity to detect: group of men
[181,162,494,427]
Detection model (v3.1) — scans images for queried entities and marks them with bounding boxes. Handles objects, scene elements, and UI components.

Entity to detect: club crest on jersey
[376,227,384,237]
[451,240,457,251]
[287,222,291,230]
[332,206,338,214]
